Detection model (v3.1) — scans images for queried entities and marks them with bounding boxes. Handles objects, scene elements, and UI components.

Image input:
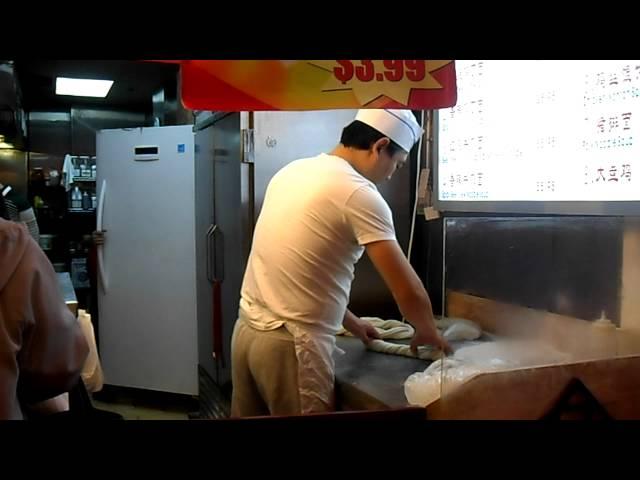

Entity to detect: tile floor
[91,399,190,420]
[90,386,196,420]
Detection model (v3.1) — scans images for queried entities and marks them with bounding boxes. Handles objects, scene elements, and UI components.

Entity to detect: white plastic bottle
[592,310,618,359]
[71,186,82,209]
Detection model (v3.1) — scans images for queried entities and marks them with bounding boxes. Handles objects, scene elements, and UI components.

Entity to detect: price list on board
[439,61,640,202]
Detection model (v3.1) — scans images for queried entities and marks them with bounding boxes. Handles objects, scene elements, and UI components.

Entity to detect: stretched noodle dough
[337,317,414,340]
[367,339,443,361]
[337,316,482,360]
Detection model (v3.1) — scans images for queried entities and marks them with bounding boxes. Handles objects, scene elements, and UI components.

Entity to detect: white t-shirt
[239,153,396,335]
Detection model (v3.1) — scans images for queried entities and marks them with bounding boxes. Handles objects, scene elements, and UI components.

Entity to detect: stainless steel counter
[334,336,427,410]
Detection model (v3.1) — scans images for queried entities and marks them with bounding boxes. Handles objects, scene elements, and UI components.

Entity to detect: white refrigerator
[96,125,198,395]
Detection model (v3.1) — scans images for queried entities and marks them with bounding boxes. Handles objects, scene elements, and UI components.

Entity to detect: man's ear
[373,137,391,153]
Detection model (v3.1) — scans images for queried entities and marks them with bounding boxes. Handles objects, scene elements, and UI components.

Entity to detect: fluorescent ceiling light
[56,77,114,98]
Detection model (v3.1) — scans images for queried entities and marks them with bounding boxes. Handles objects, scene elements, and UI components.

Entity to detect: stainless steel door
[210,113,248,385]
[195,124,216,381]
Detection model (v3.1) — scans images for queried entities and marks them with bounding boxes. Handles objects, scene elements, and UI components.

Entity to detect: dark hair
[340,120,405,156]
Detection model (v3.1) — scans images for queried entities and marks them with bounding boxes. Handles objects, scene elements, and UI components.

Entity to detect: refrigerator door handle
[209,225,225,367]
[205,224,216,283]
[96,179,109,293]
[212,279,224,367]
[212,226,224,283]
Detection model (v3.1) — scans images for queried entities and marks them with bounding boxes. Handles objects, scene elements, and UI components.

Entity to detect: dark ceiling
[14,60,179,112]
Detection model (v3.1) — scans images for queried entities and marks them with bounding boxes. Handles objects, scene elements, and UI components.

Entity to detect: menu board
[437,60,640,213]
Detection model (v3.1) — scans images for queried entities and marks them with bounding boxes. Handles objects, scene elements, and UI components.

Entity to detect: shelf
[72,177,96,183]
[68,209,96,214]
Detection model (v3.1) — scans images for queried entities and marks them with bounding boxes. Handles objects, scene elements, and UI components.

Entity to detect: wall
[70,108,148,155]
[411,211,640,330]
[151,73,194,127]
[620,219,640,332]
[443,216,623,324]
[27,108,150,171]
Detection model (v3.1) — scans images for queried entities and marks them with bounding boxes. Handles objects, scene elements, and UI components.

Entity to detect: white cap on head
[354,109,423,152]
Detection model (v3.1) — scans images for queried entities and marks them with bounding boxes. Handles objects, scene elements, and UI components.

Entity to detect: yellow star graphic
[308,60,451,106]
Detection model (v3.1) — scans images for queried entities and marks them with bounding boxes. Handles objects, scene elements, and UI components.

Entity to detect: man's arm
[342,308,380,345]
[365,239,450,354]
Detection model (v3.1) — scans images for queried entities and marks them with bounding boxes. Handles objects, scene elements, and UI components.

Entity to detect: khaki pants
[231,318,303,417]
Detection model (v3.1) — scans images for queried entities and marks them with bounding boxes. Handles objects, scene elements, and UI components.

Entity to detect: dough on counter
[339,316,482,341]
[337,315,482,361]
[367,339,444,361]
[441,320,482,342]
[337,317,415,340]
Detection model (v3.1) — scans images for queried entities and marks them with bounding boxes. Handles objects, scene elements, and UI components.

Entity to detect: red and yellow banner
[168,60,457,111]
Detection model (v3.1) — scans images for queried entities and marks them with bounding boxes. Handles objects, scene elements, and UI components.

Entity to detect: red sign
[156,60,458,111]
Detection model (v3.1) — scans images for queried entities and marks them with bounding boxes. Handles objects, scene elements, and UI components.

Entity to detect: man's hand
[343,313,380,346]
[92,230,106,246]
[410,323,452,356]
